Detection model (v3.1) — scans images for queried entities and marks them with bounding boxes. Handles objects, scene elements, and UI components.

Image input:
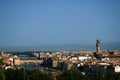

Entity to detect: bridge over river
[21,60,43,64]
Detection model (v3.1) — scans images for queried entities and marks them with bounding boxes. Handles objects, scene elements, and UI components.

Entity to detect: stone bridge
[20,60,43,64]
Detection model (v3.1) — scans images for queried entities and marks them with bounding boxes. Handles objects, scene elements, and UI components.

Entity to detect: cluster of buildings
[0,52,20,69]
[0,40,120,76]
[32,40,120,75]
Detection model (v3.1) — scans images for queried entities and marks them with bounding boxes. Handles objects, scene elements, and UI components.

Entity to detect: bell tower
[96,39,101,53]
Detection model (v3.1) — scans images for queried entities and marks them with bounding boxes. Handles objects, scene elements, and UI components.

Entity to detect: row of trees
[57,69,89,80]
[0,68,88,80]
[100,70,120,80]
[1,67,120,80]
[0,68,53,80]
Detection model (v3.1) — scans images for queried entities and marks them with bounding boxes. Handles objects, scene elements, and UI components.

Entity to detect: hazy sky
[0,0,120,47]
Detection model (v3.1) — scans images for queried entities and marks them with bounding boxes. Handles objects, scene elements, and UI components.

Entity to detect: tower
[96,39,101,53]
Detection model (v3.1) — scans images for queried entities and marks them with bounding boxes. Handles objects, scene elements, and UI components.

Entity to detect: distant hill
[0,42,120,52]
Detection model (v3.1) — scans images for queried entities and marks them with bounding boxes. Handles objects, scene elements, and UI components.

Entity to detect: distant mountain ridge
[0,42,120,52]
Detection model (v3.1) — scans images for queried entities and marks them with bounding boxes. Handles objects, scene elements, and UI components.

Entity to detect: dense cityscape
[1,0,120,80]
[0,40,120,80]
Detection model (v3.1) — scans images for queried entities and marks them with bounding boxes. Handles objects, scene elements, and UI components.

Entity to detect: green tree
[100,70,120,80]
[57,69,89,80]
[0,59,3,67]
[5,68,53,80]
[100,69,106,80]
[0,69,5,80]
[5,68,28,80]
[0,59,5,80]
[27,70,53,80]
[105,70,117,80]
[116,73,120,80]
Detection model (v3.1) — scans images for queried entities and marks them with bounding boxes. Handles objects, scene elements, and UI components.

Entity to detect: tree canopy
[57,69,89,80]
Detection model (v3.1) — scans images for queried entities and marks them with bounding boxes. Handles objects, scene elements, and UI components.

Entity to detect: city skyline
[0,0,120,51]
